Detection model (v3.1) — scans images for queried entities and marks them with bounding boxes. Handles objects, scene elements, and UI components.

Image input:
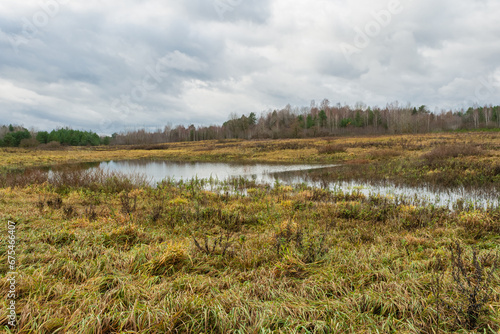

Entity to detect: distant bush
[19,138,39,148]
[128,144,168,150]
[317,143,347,154]
[422,144,483,164]
[39,141,62,150]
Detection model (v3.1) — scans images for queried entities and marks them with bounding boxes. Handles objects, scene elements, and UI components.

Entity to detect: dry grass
[0,169,498,333]
[0,132,497,170]
[0,132,499,332]
[365,148,402,160]
[317,143,347,154]
[422,144,484,164]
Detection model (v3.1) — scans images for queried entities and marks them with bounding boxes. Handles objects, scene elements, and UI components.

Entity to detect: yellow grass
[1,132,498,170]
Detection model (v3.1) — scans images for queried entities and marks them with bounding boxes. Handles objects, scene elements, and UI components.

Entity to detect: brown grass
[422,144,483,164]
[366,149,402,160]
[317,143,347,154]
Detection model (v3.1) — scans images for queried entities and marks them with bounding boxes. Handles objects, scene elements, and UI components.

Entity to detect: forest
[0,126,108,148]
[111,101,500,145]
[1,102,499,147]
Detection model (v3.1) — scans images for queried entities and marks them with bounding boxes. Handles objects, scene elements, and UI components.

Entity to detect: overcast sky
[1,0,499,134]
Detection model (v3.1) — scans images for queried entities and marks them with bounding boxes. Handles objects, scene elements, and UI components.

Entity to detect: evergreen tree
[36,131,49,144]
[318,110,327,127]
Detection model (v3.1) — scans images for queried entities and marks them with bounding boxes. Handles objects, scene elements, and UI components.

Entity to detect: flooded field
[96,160,337,184]
[96,160,499,210]
[2,132,499,333]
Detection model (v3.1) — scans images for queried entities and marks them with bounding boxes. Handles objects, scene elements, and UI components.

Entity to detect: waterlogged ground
[0,132,499,332]
[97,160,338,184]
[96,160,500,210]
[0,173,499,333]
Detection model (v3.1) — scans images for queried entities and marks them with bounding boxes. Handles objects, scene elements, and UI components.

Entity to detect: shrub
[85,204,98,221]
[274,220,329,263]
[63,205,75,219]
[46,196,63,209]
[192,231,234,257]
[39,141,62,150]
[317,143,347,154]
[120,192,137,214]
[19,138,39,148]
[431,241,499,331]
[0,168,48,188]
[422,144,483,164]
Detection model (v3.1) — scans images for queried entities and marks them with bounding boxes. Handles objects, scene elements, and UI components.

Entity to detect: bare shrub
[150,205,162,222]
[85,204,98,221]
[120,192,137,214]
[36,196,45,213]
[128,144,169,150]
[274,221,329,263]
[39,141,62,150]
[19,138,39,148]
[431,241,499,331]
[422,144,483,164]
[63,205,75,219]
[317,143,347,154]
[192,232,233,257]
[48,168,148,193]
[46,196,63,209]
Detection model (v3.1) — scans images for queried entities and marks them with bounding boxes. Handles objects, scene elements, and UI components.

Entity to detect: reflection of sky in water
[97,160,499,210]
[98,161,335,183]
[275,172,499,210]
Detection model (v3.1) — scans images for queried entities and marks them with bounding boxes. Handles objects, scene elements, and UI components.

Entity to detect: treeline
[111,101,500,144]
[36,128,109,146]
[3,102,500,147]
[0,125,109,148]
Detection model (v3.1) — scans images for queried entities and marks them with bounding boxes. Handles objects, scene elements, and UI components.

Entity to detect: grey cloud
[178,0,272,23]
[0,0,499,134]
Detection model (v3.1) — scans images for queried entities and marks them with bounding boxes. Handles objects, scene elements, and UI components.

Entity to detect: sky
[1,0,499,135]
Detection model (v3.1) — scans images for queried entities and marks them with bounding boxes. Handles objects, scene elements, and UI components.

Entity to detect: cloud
[0,0,499,134]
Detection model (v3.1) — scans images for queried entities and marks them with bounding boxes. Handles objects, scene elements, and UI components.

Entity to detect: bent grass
[0,132,499,332]
[0,169,499,333]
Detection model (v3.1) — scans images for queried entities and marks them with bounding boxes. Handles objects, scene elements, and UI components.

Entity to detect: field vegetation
[1,132,499,190]
[0,131,499,333]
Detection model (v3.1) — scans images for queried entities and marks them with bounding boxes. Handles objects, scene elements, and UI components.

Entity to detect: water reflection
[95,160,499,210]
[275,170,499,210]
[97,160,336,184]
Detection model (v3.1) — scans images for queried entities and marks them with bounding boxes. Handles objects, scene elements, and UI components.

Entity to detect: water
[96,160,499,210]
[97,160,336,185]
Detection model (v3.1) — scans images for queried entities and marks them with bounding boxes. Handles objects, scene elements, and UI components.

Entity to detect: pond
[95,160,499,210]
[97,160,336,184]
